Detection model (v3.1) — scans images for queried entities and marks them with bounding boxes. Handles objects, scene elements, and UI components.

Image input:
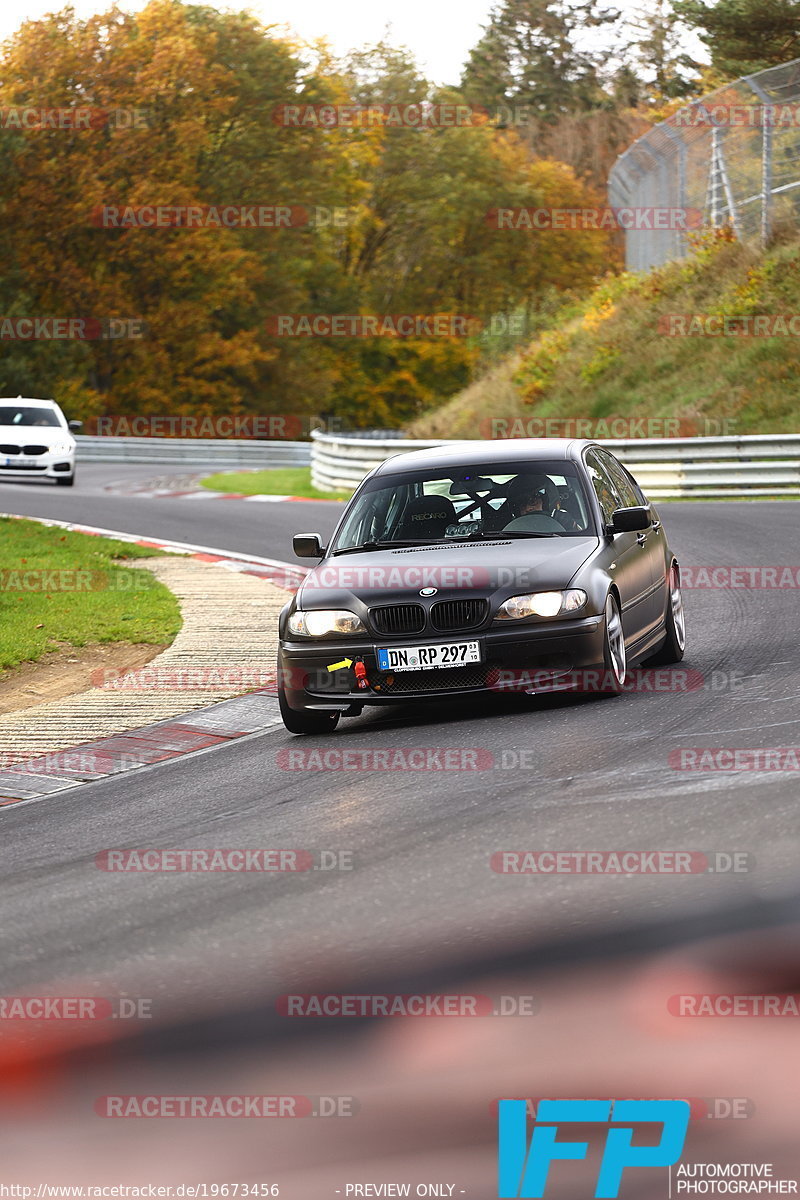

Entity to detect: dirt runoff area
[0,642,165,715]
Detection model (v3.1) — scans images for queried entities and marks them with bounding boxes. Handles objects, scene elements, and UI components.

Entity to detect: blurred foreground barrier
[311,431,800,499]
[76,436,311,468]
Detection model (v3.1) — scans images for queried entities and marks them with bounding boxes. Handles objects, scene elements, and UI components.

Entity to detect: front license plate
[5,457,34,466]
[377,641,481,672]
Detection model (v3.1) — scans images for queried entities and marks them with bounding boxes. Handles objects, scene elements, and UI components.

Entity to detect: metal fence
[311,431,800,499]
[609,57,800,271]
[75,436,310,468]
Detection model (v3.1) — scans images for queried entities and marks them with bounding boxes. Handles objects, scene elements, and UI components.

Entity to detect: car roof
[372,438,594,476]
[0,396,57,407]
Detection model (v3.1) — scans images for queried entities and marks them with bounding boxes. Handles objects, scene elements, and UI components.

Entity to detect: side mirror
[293,533,325,559]
[68,420,83,432]
[610,505,652,533]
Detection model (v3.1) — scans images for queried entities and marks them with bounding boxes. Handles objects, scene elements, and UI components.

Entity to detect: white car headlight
[288,609,366,637]
[496,589,587,620]
[49,441,74,454]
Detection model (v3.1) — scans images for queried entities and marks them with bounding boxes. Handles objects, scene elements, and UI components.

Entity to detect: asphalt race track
[1,463,798,1012]
[0,463,344,565]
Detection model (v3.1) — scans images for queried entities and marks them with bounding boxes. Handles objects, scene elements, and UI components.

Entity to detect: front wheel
[599,593,627,696]
[56,472,75,487]
[278,683,339,735]
[647,563,686,665]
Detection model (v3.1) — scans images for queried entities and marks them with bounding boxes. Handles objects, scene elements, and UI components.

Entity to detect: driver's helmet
[507,474,555,515]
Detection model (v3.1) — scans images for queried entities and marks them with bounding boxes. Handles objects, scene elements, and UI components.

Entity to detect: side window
[584,450,622,524]
[623,453,647,501]
[598,450,641,508]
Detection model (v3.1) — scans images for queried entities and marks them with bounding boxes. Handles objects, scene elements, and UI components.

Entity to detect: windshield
[333,460,595,552]
[0,405,61,427]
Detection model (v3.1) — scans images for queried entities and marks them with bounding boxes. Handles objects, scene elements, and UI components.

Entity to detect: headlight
[49,441,74,454]
[288,609,366,637]
[496,589,587,620]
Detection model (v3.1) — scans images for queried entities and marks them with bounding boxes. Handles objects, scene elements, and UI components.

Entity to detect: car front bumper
[0,450,74,480]
[278,614,606,710]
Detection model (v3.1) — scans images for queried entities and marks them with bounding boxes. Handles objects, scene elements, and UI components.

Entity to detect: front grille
[370,604,426,636]
[0,444,48,455]
[430,598,488,631]
[367,663,491,693]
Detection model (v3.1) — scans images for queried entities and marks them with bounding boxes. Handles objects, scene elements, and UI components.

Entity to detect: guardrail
[311,431,800,499]
[75,436,311,468]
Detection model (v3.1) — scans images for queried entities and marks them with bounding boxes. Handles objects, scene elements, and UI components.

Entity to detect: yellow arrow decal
[326,658,353,672]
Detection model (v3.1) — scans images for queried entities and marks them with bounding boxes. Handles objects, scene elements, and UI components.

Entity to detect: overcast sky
[0,0,497,85]
[9,0,696,90]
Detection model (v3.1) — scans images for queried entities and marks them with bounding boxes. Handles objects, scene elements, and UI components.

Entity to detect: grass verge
[407,228,800,440]
[201,467,350,501]
[0,518,182,670]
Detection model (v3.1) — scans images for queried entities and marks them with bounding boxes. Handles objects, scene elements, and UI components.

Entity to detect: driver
[502,474,581,531]
[506,475,550,519]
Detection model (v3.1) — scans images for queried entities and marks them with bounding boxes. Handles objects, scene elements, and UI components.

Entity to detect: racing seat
[395,495,458,541]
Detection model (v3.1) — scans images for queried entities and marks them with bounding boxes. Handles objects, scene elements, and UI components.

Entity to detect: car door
[597,448,666,632]
[584,448,658,645]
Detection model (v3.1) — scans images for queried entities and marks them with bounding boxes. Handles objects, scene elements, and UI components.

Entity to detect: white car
[0,396,81,486]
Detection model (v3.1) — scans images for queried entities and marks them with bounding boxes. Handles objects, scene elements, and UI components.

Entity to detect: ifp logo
[498,1099,690,1197]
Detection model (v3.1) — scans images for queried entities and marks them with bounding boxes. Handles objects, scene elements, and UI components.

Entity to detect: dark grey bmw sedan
[277,439,685,733]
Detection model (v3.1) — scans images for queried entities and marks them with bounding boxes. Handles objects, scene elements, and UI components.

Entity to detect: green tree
[625,0,699,100]
[461,0,618,121]
[674,0,800,78]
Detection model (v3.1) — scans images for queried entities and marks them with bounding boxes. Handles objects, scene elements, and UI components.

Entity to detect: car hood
[298,537,598,609]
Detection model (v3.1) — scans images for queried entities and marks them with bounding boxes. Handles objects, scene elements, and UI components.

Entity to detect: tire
[56,471,75,487]
[646,563,686,666]
[599,592,627,696]
[278,683,339,735]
